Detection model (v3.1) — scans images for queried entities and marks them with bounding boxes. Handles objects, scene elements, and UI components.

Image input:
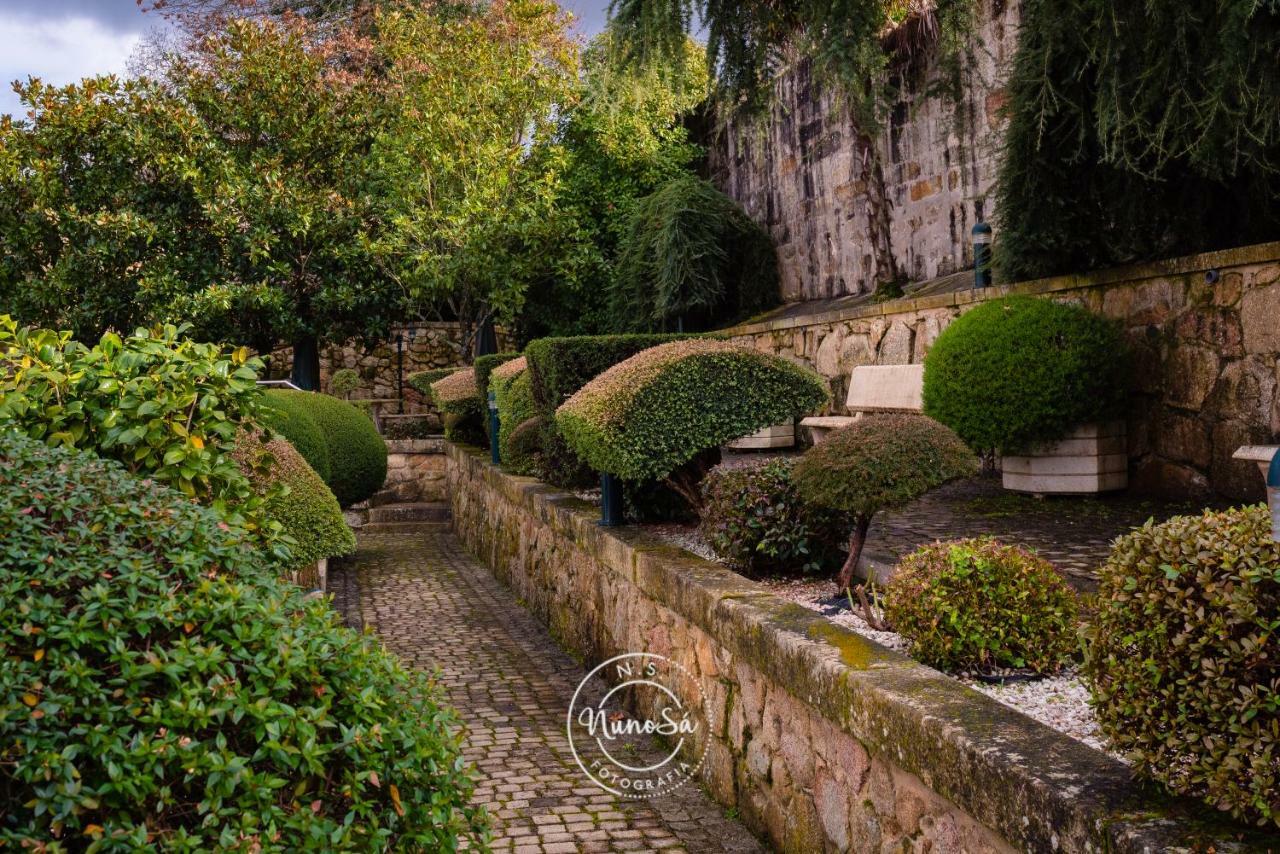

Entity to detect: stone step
[366,502,451,524]
[366,488,403,509]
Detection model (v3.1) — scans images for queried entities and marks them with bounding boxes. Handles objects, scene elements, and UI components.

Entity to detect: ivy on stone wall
[997,0,1280,280]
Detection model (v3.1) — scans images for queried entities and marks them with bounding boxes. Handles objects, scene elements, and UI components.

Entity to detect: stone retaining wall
[447,443,1271,853]
[726,241,1280,501]
[383,438,446,504]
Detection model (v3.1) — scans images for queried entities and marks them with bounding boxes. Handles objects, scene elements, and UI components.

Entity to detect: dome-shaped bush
[556,340,828,485]
[408,367,457,398]
[0,431,482,848]
[431,368,487,446]
[492,359,536,466]
[1084,505,1280,826]
[884,538,1079,674]
[269,390,387,508]
[793,414,977,588]
[262,389,332,483]
[699,459,850,575]
[505,416,544,476]
[234,430,355,571]
[328,368,361,399]
[922,296,1128,452]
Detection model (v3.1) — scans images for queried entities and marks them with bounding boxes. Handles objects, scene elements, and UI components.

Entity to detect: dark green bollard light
[488,390,501,465]
[600,473,623,527]
[973,222,993,289]
[1268,451,1280,542]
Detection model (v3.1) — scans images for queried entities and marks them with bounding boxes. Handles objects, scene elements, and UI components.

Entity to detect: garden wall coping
[447,442,1278,852]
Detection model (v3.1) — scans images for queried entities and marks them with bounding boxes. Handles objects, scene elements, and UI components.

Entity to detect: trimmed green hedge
[525,333,699,486]
[261,389,332,483]
[0,431,483,848]
[922,296,1128,453]
[474,352,521,428]
[1084,504,1280,826]
[491,359,536,470]
[267,390,387,508]
[408,367,457,398]
[430,368,486,447]
[556,340,828,482]
[235,431,355,571]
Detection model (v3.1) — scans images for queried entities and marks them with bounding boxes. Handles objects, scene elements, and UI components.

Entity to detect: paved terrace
[331,526,765,854]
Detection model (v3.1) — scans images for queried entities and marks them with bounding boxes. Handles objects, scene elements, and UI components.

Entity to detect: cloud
[0,13,146,116]
[0,0,154,32]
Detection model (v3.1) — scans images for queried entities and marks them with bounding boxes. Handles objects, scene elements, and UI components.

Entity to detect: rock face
[727,244,1280,502]
[710,1,1021,301]
[447,444,1268,854]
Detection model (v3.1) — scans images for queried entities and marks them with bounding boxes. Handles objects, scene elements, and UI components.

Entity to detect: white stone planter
[726,421,796,450]
[1002,421,1128,494]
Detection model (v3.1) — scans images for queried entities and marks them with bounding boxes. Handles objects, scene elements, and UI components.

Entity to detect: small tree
[792,414,977,591]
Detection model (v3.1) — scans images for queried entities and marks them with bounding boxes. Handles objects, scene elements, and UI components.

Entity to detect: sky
[0,0,612,117]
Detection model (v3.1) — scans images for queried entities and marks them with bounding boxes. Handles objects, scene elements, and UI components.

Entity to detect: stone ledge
[385,436,445,454]
[726,240,1280,336]
[447,442,1278,853]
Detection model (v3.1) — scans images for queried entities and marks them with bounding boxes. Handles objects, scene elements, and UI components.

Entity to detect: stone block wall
[447,444,1267,853]
[265,322,514,413]
[711,0,1020,300]
[725,241,1280,502]
[382,439,447,504]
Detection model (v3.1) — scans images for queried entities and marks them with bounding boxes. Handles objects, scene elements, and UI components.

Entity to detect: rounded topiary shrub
[328,367,361,399]
[505,416,544,476]
[408,367,457,398]
[234,431,356,571]
[262,388,332,483]
[0,432,483,848]
[492,359,536,464]
[922,296,1128,452]
[555,340,828,496]
[270,390,387,508]
[699,459,849,575]
[1084,505,1280,826]
[884,538,1079,674]
[793,414,978,588]
[431,368,487,447]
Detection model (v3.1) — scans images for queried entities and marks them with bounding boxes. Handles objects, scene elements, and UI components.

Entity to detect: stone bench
[801,363,925,443]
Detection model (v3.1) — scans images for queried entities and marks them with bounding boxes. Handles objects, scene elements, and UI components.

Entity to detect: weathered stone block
[1242,284,1280,353]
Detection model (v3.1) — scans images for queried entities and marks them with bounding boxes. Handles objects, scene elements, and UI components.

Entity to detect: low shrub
[234,431,355,572]
[884,538,1079,674]
[0,431,484,848]
[699,459,850,575]
[474,353,521,413]
[505,416,545,477]
[492,358,535,460]
[556,340,828,507]
[431,368,486,447]
[408,367,457,398]
[0,317,266,514]
[383,416,437,440]
[794,414,978,589]
[525,333,696,486]
[328,368,361,399]
[922,296,1128,453]
[1083,504,1280,826]
[261,388,332,483]
[270,391,387,508]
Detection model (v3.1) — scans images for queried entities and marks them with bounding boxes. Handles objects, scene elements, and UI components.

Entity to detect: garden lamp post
[395,332,405,414]
[489,390,501,466]
[600,473,623,527]
[1270,451,1280,542]
[973,222,993,289]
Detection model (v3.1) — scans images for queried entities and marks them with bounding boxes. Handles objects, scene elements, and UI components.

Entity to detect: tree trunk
[291,334,321,391]
[836,516,872,591]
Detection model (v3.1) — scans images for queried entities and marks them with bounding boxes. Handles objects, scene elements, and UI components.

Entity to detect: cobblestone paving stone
[331,525,766,854]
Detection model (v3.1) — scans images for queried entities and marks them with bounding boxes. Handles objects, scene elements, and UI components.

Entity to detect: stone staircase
[347,486,451,531]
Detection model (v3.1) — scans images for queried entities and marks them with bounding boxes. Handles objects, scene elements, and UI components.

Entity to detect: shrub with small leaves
[474,351,521,436]
[793,414,977,589]
[505,416,544,476]
[492,359,537,470]
[699,458,850,575]
[0,431,484,849]
[1083,504,1280,827]
[408,368,458,398]
[260,389,332,483]
[556,340,828,505]
[884,538,1079,674]
[268,391,387,508]
[431,368,487,447]
[234,430,355,572]
[328,368,361,399]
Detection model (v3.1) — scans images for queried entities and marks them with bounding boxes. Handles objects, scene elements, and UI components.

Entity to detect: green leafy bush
[408,368,458,398]
[234,431,355,572]
[505,416,545,477]
[525,333,695,486]
[430,368,487,447]
[328,368,361,399]
[261,389,332,483]
[270,391,387,508]
[556,340,828,506]
[794,414,978,589]
[474,352,521,408]
[0,317,268,524]
[699,459,849,575]
[1083,504,1280,826]
[0,431,483,848]
[610,176,780,331]
[492,358,536,463]
[922,297,1128,453]
[884,538,1079,674]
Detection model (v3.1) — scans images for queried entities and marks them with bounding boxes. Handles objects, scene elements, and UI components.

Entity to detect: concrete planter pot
[1002,421,1128,495]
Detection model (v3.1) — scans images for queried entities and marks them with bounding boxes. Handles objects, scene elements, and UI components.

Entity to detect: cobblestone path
[331,525,766,854]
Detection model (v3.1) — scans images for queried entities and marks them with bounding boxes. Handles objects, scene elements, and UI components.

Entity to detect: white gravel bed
[648,527,1117,757]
